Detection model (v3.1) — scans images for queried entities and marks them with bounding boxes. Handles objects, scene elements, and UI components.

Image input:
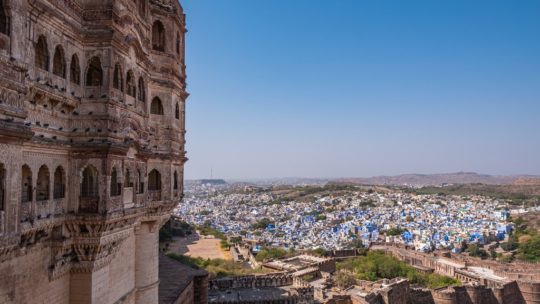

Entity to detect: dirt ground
[169,233,232,261]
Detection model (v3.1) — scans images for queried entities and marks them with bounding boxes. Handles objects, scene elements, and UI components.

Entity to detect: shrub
[518,235,540,262]
[336,251,460,289]
[167,253,268,279]
[255,247,289,262]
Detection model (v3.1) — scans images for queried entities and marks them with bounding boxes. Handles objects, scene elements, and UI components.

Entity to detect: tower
[0,0,187,303]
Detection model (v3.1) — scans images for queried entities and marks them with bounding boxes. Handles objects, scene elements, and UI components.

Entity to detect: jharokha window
[113,63,123,91]
[138,77,146,103]
[81,166,98,198]
[36,165,50,201]
[152,21,166,52]
[148,169,161,191]
[86,56,103,86]
[70,54,80,85]
[21,165,32,203]
[52,45,66,78]
[53,166,65,199]
[0,163,5,211]
[150,97,164,115]
[110,168,121,197]
[126,70,136,97]
[176,32,180,55]
[137,169,144,194]
[0,0,9,36]
[35,36,49,71]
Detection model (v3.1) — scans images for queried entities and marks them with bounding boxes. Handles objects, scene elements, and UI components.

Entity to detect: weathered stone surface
[0,0,187,303]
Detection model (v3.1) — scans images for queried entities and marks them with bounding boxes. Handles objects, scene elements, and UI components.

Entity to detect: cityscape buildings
[178,183,537,252]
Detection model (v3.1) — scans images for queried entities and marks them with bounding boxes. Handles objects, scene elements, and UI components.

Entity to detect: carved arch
[52,45,66,78]
[0,0,9,36]
[35,35,49,71]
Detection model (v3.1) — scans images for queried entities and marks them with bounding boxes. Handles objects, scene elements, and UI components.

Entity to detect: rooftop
[158,254,207,304]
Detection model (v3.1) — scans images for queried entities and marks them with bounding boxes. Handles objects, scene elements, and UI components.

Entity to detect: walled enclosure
[0,0,187,303]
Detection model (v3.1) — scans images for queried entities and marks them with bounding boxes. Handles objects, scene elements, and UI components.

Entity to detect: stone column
[134,221,159,304]
[70,265,111,304]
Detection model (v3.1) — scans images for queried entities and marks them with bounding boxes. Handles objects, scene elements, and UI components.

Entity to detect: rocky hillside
[337,172,540,186]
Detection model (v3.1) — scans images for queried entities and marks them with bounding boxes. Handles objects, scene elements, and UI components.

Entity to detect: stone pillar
[70,265,111,304]
[134,221,159,304]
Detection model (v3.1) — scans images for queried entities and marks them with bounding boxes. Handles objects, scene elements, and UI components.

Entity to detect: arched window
[126,70,136,97]
[81,165,98,198]
[176,32,180,55]
[0,163,5,211]
[53,166,65,199]
[0,0,9,36]
[137,169,144,194]
[125,169,133,187]
[52,46,66,78]
[86,56,103,86]
[36,165,50,201]
[152,21,166,52]
[113,63,123,91]
[175,103,180,119]
[70,54,80,85]
[138,77,146,103]
[21,165,32,203]
[173,171,178,190]
[150,97,164,115]
[110,167,120,197]
[148,169,161,191]
[35,36,49,71]
[138,0,146,17]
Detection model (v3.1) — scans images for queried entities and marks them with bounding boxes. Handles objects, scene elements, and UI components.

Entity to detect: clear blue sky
[181,0,540,180]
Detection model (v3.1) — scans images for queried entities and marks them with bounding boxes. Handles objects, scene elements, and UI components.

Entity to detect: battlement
[208,274,314,304]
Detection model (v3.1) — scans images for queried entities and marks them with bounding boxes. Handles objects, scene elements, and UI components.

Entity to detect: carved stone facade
[0,0,187,303]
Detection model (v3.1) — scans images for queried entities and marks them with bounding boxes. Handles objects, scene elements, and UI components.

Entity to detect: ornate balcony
[135,193,145,207]
[79,197,99,214]
[123,187,135,209]
[35,200,51,219]
[53,199,65,215]
[109,196,123,212]
[148,190,161,202]
[20,202,31,222]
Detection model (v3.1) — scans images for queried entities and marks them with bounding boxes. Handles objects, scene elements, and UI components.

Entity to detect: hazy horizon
[185,171,540,182]
[182,0,540,180]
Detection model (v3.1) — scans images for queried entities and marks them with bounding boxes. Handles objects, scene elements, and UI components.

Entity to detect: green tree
[255,247,288,262]
[252,218,274,229]
[467,244,488,259]
[336,251,460,289]
[386,227,405,236]
[335,271,356,289]
[519,235,540,262]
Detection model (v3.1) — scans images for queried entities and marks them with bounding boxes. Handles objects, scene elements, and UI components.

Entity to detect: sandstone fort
[1,1,540,304]
[0,0,190,303]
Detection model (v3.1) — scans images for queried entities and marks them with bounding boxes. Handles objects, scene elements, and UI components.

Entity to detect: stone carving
[0,0,188,302]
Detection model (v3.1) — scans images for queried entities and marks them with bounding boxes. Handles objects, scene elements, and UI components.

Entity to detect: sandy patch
[170,233,232,261]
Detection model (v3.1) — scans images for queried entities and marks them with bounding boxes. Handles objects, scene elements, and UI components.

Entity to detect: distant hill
[336,172,540,186]
[512,178,540,186]
[186,179,227,185]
